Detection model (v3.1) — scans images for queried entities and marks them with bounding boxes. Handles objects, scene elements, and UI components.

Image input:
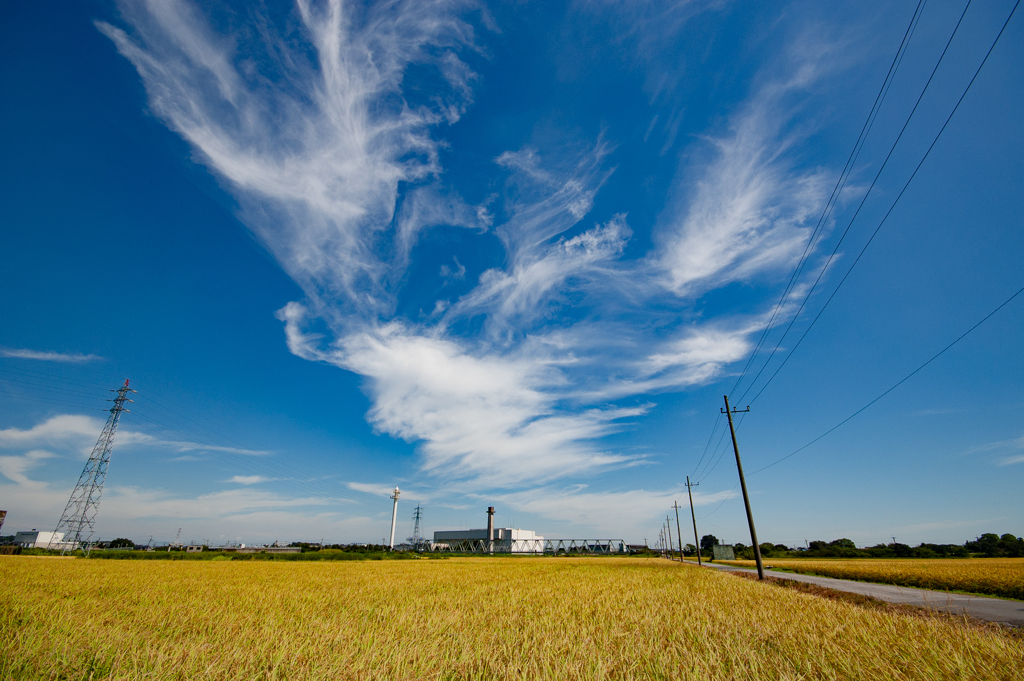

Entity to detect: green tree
[700,535,719,553]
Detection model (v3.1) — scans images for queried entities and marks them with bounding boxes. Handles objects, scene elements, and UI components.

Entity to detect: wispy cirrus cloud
[346,481,432,502]
[654,79,831,297]
[0,415,104,449]
[0,449,56,487]
[226,475,273,485]
[282,313,645,487]
[0,414,268,458]
[97,0,483,318]
[965,434,1024,466]
[0,347,102,362]
[0,476,384,542]
[101,0,838,492]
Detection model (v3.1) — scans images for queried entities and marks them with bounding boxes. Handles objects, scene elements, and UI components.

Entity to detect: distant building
[432,527,544,553]
[215,545,301,554]
[13,530,69,549]
[712,544,735,561]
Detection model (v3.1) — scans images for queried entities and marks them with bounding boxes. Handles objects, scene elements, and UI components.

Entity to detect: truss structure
[50,379,135,554]
[411,505,423,542]
[428,538,627,555]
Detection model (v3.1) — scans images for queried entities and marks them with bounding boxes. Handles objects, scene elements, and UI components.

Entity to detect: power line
[697,482,739,521]
[729,0,928,400]
[694,426,730,483]
[704,3,929,485]
[743,0,1019,406]
[695,410,748,483]
[690,413,722,479]
[51,380,135,555]
[125,406,378,509]
[0,369,381,509]
[750,282,1024,476]
[126,390,388,507]
[125,408,361,503]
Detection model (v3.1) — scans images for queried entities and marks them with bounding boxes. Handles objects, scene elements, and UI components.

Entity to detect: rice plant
[2,556,1020,679]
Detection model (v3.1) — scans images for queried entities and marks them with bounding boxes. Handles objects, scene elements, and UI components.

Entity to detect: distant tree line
[676,533,1024,559]
[288,542,393,553]
[964,533,1024,557]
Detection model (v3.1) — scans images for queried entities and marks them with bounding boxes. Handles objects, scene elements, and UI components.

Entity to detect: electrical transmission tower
[412,505,423,543]
[50,379,135,555]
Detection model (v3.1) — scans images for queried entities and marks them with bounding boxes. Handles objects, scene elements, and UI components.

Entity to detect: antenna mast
[51,379,135,555]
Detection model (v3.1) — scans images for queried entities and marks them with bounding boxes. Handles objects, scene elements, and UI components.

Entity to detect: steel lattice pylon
[412,505,423,542]
[50,379,135,554]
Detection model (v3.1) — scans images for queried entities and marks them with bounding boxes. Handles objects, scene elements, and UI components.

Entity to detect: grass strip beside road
[718,557,1024,600]
[726,570,1024,639]
[2,556,1023,679]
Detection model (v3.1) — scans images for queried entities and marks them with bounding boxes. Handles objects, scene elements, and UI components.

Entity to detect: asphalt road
[696,560,1024,627]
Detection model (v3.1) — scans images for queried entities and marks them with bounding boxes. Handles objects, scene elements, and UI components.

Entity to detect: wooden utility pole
[672,502,685,562]
[665,516,674,558]
[722,394,764,580]
[685,476,702,566]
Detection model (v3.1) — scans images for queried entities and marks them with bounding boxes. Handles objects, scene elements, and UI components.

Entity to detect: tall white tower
[388,487,400,548]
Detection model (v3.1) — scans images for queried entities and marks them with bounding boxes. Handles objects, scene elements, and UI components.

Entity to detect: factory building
[13,530,67,549]
[432,527,544,552]
[432,506,544,553]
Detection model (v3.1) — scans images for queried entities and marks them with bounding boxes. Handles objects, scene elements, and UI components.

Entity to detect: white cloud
[655,91,829,296]
[335,325,643,487]
[439,257,467,283]
[0,414,268,459]
[346,482,431,502]
[152,441,271,457]
[226,475,272,485]
[492,484,737,538]
[101,1,838,493]
[397,188,489,275]
[0,449,56,487]
[453,213,631,333]
[97,0,482,317]
[0,348,102,362]
[97,485,387,541]
[0,479,386,544]
[964,434,1024,465]
[0,415,103,450]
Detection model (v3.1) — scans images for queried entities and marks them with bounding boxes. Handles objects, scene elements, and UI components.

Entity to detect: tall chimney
[486,506,495,554]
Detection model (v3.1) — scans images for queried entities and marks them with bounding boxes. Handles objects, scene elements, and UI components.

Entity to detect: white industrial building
[432,527,544,553]
[13,530,70,549]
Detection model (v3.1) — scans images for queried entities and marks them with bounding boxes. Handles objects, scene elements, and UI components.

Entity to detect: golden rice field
[720,558,1024,600]
[2,556,1021,680]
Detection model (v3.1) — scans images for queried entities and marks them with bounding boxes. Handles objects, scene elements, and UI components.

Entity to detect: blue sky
[1,0,1021,547]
